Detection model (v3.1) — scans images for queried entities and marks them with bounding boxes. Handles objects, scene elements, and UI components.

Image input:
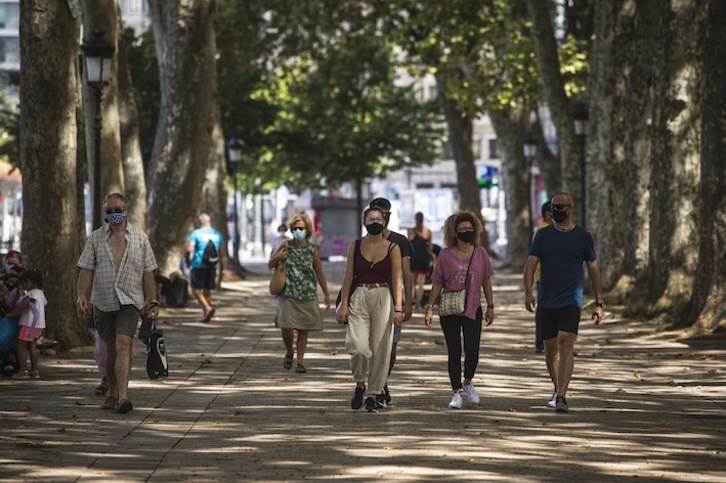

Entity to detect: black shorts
[190,267,217,290]
[536,306,581,340]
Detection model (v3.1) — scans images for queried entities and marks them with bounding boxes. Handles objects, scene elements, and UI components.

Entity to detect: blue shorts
[190,267,217,290]
[536,306,581,340]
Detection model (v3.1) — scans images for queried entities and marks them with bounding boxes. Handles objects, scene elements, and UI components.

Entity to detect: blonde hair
[442,210,483,247]
[289,213,314,239]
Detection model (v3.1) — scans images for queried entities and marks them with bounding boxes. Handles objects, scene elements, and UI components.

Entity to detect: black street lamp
[81,30,114,229]
[227,138,243,263]
[573,102,588,229]
[523,136,537,241]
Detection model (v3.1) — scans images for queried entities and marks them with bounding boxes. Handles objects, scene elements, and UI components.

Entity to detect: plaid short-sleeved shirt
[77,222,158,312]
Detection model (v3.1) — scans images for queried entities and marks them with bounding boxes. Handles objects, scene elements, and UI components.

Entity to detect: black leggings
[439,307,483,391]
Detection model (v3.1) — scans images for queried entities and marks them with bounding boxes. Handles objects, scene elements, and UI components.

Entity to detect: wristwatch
[594,301,604,308]
[149,300,159,308]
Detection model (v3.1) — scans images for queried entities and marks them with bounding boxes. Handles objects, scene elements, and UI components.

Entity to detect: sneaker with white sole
[365,396,379,413]
[462,383,480,405]
[547,391,558,408]
[448,391,463,409]
[555,395,569,413]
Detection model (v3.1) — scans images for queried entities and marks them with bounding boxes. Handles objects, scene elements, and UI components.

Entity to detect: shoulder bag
[438,247,476,317]
[269,260,286,295]
[335,239,361,324]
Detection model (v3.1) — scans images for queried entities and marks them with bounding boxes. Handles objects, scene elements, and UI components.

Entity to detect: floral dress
[277,242,323,331]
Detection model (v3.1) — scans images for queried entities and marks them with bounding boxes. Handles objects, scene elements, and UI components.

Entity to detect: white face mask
[291,228,306,240]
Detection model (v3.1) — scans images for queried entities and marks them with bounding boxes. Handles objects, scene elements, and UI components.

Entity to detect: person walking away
[7,269,46,379]
[268,214,330,373]
[77,193,159,414]
[532,201,552,353]
[186,213,224,323]
[523,192,604,413]
[424,210,494,409]
[368,197,413,406]
[337,207,403,412]
[408,212,433,311]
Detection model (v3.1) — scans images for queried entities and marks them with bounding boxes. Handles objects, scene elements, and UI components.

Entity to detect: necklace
[455,245,472,256]
[554,222,575,232]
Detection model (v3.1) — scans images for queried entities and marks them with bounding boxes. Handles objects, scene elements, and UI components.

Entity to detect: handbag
[269,259,286,295]
[139,315,168,380]
[438,248,476,317]
[335,239,361,324]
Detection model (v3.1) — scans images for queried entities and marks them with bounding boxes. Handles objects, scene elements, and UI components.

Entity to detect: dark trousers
[439,307,483,391]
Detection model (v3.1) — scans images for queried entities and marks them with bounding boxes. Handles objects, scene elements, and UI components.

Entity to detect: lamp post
[574,102,588,229]
[252,178,263,258]
[523,136,537,241]
[227,138,243,264]
[81,30,115,229]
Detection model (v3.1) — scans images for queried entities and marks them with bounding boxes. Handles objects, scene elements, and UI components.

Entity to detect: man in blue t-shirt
[523,192,604,413]
[186,213,224,323]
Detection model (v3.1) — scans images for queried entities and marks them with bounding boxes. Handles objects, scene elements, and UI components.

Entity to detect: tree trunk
[679,0,726,331]
[81,0,124,226]
[116,9,147,228]
[19,1,88,348]
[435,71,488,252]
[147,0,221,274]
[644,2,703,315]
[524,0,583,219]
[489,107,531,267]
[202,104,230,260]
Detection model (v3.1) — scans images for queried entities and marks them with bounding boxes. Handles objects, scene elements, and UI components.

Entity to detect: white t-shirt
[19,288,47,329]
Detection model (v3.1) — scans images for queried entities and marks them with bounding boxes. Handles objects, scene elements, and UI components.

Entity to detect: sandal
[283,354,293,370]
[101,396,119,410]
[95,377,109,396]
[294,364,307,373]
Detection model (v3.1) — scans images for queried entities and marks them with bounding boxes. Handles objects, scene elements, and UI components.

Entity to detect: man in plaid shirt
[77,193,159,414]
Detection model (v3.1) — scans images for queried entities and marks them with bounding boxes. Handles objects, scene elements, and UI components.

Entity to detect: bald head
[198,213,211,226]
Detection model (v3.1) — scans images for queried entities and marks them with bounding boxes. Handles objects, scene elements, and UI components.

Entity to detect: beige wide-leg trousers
[345,286,393,395]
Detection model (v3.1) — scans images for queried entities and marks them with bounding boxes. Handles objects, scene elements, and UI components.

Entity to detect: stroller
[0,272,22,376]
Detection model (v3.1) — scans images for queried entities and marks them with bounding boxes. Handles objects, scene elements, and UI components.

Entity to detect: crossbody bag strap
[462,247,476,306]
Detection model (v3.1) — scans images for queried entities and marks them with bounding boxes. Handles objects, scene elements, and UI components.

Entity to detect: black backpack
[202,239,219,266]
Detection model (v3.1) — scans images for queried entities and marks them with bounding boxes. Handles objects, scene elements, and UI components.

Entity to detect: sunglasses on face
[105,208,125,214]
[551,204,571,211]
[292,227,305,232]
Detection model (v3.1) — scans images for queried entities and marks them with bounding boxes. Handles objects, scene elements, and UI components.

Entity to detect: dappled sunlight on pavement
[0,262,723,482]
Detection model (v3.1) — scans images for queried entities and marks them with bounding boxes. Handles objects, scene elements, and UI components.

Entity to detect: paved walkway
[1,262,724,482]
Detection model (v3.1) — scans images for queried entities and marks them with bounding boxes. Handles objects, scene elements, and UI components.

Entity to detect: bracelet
[394,305,402,311]
[487,304,495,309]
[425,304,434,310]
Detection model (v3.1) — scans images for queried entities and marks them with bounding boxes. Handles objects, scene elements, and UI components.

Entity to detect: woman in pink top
[424,210,495,409]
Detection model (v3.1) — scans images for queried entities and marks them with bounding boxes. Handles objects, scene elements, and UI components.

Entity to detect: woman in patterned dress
[268,214,330,373]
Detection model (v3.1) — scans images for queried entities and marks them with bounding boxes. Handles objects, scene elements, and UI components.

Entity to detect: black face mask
[366,223,384,236]
[552,209,568,223]
[457,231,475,243]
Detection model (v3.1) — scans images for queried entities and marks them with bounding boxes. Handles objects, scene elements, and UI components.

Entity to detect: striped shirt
[77,222,158,312]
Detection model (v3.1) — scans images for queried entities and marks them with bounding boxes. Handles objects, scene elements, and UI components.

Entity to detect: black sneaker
[383,385,392,405]
[365,396,378,413]
[375,392,387,409]
[555,396,569,413]
[351,385,366,410]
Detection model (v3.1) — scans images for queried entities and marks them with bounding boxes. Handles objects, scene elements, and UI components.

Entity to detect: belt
[357,282,389,289]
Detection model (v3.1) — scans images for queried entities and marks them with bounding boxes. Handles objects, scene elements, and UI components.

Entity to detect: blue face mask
[105,211,127,225]
[292,228,306,241]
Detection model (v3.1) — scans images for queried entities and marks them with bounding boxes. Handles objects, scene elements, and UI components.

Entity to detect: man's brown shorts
[94,305,140,340]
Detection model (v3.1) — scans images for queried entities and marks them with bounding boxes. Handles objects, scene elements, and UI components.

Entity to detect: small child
[7,269,47,379]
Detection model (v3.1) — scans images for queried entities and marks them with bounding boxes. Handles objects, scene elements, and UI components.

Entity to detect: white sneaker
[547,391,558,408]
[448,391,463,409]
[462,383,480,405]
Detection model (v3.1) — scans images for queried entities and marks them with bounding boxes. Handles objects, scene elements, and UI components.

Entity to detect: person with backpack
[186,213,224,323]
